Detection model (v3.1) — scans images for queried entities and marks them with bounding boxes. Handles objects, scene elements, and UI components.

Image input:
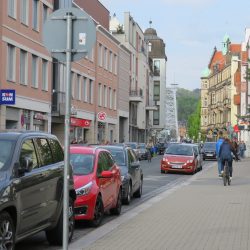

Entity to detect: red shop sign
[70,117,91,127]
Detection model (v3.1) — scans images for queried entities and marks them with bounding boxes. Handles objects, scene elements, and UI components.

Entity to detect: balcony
[52,91,66,116]
[146,100,158,111]
[129,89,143,102]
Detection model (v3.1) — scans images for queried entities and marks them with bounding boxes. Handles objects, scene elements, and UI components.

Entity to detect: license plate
[172,165,182,169]
[206,154,213,156]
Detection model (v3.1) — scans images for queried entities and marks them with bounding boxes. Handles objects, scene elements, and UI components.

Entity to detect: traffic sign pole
[63,12,73,250]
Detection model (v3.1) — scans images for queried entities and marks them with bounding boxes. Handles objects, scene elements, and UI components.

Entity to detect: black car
[137,143,148,160]
[201,142,217,160]
[98,145,143,205]
[0,131,76,249]
[156,142,166,155]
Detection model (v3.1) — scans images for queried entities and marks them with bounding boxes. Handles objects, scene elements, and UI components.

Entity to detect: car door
[17,138,50,234]
[128,149,140,192]
[96,152,113,209]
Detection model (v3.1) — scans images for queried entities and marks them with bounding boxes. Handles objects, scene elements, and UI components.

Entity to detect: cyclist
[216,131,224,177]
[218,138,239,181]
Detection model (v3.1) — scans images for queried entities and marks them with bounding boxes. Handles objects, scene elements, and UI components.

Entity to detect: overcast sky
[99,0,250,90]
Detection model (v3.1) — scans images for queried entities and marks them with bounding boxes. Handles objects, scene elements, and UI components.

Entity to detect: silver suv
[0,131,76,249]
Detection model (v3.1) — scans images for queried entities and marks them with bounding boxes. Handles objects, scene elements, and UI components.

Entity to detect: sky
[99,0,250,90]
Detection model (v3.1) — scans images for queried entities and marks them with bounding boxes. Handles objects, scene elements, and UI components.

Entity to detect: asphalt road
[16,155,214,250]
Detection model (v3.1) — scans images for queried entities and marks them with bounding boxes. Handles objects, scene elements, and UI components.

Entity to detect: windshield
[165,144,193,156]
[138,144,146,149]
[70,154,95,175]
[204,143,216,149]
[126,143,137,150]
[0,140,15,170]
[107,149,126,166]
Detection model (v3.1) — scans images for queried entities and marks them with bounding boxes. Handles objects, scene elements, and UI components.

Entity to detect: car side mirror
[20,156,33,173]
[130,162,139,168]
[100,170,113,178]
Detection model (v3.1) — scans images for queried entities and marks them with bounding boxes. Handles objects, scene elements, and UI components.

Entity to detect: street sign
[43,7,96,62]
[0,89,15,105]
[97,111,107,121]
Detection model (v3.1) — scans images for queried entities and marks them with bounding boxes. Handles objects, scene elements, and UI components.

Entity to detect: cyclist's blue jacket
[216,138,224,157]
[219,140,236,161]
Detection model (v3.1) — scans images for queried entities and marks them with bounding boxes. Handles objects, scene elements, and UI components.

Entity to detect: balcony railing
[129,89,143,102]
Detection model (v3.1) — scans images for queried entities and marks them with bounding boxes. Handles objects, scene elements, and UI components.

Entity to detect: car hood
[164,154,193,162]
[73,174,93,189]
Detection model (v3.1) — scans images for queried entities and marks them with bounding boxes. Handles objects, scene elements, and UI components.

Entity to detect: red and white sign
[70,117,91,127]
[97,111,107,121]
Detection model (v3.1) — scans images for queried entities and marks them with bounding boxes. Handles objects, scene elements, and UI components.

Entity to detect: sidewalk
[70,158,250,250]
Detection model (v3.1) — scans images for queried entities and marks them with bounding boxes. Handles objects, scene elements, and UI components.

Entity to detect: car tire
[46,197,74,245]
[0,211,15,250]
[161,170,165,174]
[134,178,143,198]
[91,195,104,227]
[123,183,132,205]
[110,188,122,215]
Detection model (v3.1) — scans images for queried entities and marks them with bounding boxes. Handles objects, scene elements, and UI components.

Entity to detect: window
[7,44,15,82]
[71,73,75,99]
[19,139,39,170]
[35,138,53,166]
[109,87,112,109]
[153,60,160,76]
[32,55,38,87]
[98,83,102,106]
[153,81,160,101]
[153,110,160,125]
[83,77,88,102]
[20,50,27,85]
[104,85,107,107]
[98,44,102,67]
[113,90,117,110]
[20,0,28,25]
[32,0,39,30]
[43,3,48,23]
[104,47,107,69]
[76,74,81,100]
[8,0,16,18]
[42,59,48,90]
[114,54,117,74]
[109,51,113,72]
[48,139,64,163]
[89,80,93,104]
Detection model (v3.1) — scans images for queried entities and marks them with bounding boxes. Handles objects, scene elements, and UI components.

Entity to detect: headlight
[186,160,193,164]
[162,158,169,163]
[76,181,93,196]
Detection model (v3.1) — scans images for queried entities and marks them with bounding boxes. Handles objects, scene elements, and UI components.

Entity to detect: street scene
[1,0,250,250]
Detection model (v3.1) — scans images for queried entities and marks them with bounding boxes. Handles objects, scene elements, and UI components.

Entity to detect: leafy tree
[187,100,201,141]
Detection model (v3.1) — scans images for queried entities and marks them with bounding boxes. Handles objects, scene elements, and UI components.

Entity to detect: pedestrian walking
[216,131,224,177]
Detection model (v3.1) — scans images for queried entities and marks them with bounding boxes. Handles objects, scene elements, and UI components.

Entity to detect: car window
[35,138,53,166]
[193,146,198,155]
[70,154,94,175]
[108,149,125,165]
[19,139,39,170]
[166,144,193,156]
[49,139,64,163]
[97,152,105,175]
[0,140,14,170]
[128,149,136,165]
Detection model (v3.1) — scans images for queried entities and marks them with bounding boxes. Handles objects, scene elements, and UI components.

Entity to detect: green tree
[187,100,201,141]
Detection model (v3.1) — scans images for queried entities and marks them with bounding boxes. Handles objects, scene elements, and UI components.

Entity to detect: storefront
[70,117,91,143]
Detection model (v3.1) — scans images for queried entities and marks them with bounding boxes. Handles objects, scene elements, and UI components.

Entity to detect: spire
[149,20,152,28]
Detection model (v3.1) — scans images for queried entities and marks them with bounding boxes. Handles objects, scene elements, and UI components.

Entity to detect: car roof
[0,131,57,140]
[70,145,106,154]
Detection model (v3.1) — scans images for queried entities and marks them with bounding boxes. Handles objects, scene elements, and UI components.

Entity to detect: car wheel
[91,195,104,227]
[0,211,15,250]
[134,179,143,198]
[161,170,166,174]
[46,197,74,245]
[110,188,122,215]
[123,183,132,205]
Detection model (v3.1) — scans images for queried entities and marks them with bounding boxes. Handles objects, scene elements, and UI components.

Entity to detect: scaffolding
[165,84,178,140]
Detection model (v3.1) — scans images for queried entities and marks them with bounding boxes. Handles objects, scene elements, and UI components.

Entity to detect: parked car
[99,145,143,205]
[137,143,148,160]
[0,131,76,249]
[201,142,217,160]
[70,146,122,227]
[124,142,140,159]
[161,143,202,174]
[156,142,166,155]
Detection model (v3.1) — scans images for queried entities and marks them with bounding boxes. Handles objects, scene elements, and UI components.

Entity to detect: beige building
[200,36,244,141]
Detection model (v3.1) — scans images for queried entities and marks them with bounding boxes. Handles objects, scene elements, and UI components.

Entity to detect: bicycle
[146,148,152,162]
[222,160,230,186]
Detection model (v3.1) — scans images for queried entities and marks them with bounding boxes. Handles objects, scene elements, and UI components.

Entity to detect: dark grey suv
[0,131,76,249]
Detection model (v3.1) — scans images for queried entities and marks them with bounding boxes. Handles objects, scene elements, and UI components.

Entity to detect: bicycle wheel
[223,171,227,186]
[224,161,229,186]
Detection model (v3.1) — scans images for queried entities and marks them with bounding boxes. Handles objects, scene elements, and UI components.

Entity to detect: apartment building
[200,36,243,141]
[144,27,167,137]
[0,0,53,132]
[110,12,149,142]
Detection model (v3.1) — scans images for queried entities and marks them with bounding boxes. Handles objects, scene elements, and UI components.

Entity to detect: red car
[70,146,122,227]
[161,143,202,174]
